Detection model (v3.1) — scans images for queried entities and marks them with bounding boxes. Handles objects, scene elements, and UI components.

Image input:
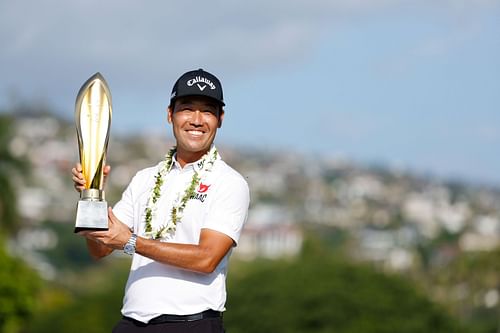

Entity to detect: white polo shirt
[113,151,250,323]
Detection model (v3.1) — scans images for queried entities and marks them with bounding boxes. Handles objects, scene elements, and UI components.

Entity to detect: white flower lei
[143,146,218,240]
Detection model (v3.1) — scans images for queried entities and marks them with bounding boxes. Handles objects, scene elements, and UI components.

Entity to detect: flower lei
[143,146,218,240]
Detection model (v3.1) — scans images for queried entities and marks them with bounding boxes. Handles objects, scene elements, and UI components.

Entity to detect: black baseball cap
[169,68,225,107]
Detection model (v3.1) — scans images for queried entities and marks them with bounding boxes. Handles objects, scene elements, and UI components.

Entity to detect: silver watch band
[124,233,137,255]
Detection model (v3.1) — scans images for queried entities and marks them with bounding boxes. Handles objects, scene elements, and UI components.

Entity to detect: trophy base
[74,200,109,233]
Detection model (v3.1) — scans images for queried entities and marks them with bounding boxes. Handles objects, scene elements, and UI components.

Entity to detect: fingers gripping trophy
[74,73,112,232]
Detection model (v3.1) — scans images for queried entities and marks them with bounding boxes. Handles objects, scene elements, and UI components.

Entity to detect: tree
[0,115,28,234]
[430,248,500,333]
[28,259,129,333]
[225,238,468,333]
[0,238,40,333]
[0,174,18,232]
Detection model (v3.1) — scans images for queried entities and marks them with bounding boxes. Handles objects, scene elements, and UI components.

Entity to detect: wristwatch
[124,233,137,255]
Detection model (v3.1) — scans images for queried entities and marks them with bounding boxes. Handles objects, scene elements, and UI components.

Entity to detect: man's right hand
[71,163,111,192]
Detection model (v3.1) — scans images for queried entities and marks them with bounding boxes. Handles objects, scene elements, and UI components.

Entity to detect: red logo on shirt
[198,183,211,193]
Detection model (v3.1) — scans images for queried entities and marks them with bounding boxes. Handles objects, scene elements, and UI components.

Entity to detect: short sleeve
[112,166,158,231]
[112,180,136,229]
[202,174,250,245]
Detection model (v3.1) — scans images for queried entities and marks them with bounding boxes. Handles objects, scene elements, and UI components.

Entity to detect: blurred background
[1,1,499,332]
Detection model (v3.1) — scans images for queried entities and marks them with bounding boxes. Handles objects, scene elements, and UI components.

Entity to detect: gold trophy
[74,73,112,232]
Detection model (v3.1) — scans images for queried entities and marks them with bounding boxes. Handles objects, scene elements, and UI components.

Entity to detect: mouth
[186,129,205,137]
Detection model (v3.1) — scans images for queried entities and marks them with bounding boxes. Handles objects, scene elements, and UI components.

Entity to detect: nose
[190,110,203,126]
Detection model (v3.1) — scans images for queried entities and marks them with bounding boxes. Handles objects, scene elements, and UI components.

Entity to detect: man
[72,69,250,333]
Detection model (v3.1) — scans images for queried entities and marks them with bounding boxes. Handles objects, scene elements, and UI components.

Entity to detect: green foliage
[1,229,476,333]
[0,115,27,170]
[29,259,129,333]
[225,242,468,333]
[0,174,18,233]
[38,221,97,271]
[0,238,41,333]
[0,114,29,234]
[429,248,500,333]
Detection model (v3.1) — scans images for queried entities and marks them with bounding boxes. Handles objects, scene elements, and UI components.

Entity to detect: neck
[175,149,210,168]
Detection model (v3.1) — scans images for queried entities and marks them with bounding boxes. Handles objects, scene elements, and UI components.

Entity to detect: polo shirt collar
[171,146,219,172]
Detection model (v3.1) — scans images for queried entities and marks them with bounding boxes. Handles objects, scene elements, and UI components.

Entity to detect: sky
[1,0,499,186]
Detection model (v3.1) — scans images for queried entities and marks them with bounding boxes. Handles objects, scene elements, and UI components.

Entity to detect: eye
[177,105,193,112]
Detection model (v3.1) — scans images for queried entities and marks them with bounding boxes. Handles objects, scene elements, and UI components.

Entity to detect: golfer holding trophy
[71,69,249,332]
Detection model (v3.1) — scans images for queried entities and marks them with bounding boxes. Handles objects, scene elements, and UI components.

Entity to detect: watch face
[124,234,137,255]
[124,244,134,254]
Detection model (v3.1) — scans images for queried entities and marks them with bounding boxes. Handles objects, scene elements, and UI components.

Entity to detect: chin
[182,144,209,154]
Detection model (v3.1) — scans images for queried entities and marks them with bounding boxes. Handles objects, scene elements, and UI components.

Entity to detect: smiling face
[168,96,224,167]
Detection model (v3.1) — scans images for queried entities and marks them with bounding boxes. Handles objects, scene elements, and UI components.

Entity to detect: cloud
[1,0,497,109]
[0,1,396,81]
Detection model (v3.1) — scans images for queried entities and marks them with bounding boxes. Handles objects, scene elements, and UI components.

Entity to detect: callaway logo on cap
[170,68,225,107]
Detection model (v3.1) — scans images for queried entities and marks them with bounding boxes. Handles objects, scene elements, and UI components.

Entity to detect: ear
[218,109,225,128]
[167,107,173,124]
